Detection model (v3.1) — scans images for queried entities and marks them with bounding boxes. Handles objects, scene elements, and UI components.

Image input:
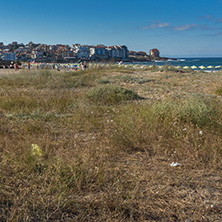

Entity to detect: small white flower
[110,120,113,123]
[199,131,203,135]
[170,162,181,167]
[183,128,186,131]
[91,111,93,114]
[95,167,99,173]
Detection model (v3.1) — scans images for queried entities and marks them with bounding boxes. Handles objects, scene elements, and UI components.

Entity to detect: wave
[167,59,178,62]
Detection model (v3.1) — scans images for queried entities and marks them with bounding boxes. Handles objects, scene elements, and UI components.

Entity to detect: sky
[1,0,222,57]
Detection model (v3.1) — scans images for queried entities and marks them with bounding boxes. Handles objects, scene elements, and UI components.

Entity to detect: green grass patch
[97,79,111,84]
[86,85,139,104]
[108,96,222,162]
[215,87,222,95]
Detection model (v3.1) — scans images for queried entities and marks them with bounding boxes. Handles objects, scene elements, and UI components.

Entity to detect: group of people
[79,61,88,70]
[19,61,88,71]
[13,63,19,70]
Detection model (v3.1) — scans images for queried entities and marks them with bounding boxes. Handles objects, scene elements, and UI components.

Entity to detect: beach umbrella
[215,65,222,69]
[207,66,214,69]
[191,65,197,69]
[199,65,206,69]
[175,66,182,69]
[158,65,163,69]
[183,66,190,69]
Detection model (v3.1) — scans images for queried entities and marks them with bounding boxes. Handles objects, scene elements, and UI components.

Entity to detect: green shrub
[86,85,139,104]
[138,78,153,84]
[73,75,95,87]
[215,87,222,96]
[152,96,218,128]
[97,79,110,84]
[118,75,138,83]
[109,97,222,159]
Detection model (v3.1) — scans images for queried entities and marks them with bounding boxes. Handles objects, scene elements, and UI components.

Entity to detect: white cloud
[142,21,170,29]
[171,24,198,31]
[199,15,222,23]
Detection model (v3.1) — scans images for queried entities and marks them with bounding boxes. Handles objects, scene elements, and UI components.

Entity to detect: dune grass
[86,85,139,105]
[215,86,222,95]
[0,68,222,221]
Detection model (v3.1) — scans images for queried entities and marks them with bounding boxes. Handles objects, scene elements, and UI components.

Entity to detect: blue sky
[1,0,222,57]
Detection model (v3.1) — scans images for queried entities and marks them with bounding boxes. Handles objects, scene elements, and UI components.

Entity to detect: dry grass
[0,67,222,221]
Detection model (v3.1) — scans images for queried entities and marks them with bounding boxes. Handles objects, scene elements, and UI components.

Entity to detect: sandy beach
[0,69,27,77]
[0,69,16,76]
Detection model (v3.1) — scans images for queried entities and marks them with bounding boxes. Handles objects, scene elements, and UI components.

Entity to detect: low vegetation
[215,86,222,96]
[0,67,222,221]
[86,85,139,104]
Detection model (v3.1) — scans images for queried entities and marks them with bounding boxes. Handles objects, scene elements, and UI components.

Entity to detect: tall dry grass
[0,68,222,221]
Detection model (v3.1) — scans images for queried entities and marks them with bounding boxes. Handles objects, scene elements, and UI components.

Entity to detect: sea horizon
[126,57,222,68]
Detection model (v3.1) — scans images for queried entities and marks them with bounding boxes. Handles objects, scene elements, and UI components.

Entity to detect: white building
[31,50,44,59]
[90,46,107,59]
[72,44,90,58]
[112,45,128,59]
[105,45,129,59]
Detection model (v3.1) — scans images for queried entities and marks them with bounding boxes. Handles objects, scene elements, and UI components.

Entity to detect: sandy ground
[0,69,15,76]
[0,69,24,76]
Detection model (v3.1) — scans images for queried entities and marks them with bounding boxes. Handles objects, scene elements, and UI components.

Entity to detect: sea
[126,57,222,69]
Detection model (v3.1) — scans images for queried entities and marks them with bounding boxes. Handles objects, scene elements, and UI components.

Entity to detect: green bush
[86,85,139,104]
[152,96,218,128]
[109,96,222,159]
[215,87,222,96]
[138,78,153,84]
[73,75,95,88]
[97,79,110,84]
[118,75,138,83]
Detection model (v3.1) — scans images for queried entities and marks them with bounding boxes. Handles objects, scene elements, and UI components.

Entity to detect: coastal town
[0,41,162,63]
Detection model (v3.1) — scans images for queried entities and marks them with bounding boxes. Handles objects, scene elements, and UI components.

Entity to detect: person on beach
[14,63,19,70]
[77,63,81,70]
[28,62,31,70]
[83,61,88,70]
